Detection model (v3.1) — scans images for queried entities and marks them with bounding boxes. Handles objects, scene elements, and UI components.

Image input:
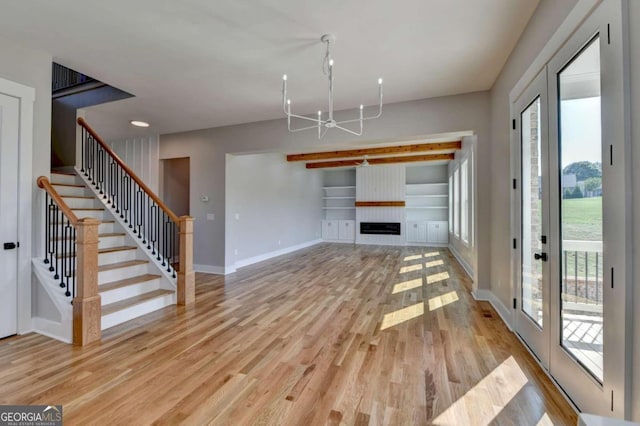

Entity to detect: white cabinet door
[406,221,427,243]
[322,220,339,240]
[338,220,355,241]
[427,221,448,244]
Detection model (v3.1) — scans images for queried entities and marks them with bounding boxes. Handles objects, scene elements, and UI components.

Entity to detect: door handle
[534,252,548,261]
[3,242,17,250]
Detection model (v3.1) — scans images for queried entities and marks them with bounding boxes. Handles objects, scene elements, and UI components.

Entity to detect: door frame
[509,0,631,417]
[0,76,35,335]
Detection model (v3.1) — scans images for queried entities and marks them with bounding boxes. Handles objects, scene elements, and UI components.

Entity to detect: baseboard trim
[194,264,229,275]
[448,244,474,279]
[471,289,513,331]
[234,239,323,270]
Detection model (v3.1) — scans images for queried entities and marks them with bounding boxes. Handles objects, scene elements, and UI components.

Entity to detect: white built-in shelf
[322,186,356,190]
[405,194,448,198]
[322,207,356,210]
[323,196,356,200]
[406,183,448,187]
[406,206,448,210]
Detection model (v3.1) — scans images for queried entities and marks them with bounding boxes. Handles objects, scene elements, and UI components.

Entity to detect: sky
[559,97,601,169]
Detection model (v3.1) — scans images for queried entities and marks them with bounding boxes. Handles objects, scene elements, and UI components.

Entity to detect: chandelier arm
[334,124,363,137]
[288,123,324,133]
[287,112,325,123]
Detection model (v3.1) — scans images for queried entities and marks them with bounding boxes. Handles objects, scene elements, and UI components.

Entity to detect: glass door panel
[557,36,603,383]
[521,97,543,328]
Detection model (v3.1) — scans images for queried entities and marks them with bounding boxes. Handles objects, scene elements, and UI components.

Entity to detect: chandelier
[282,34,384,139]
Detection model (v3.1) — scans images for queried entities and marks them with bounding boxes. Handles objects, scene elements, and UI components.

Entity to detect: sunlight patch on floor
[404,254,423,261]
[426,259,444,268]
[428,291,458,311]
[380,302,424,330]
[392,278,423,294]
[399,263,423,274]
[423,251,440,258]
[427,271,449,284]
[432,356,528,425]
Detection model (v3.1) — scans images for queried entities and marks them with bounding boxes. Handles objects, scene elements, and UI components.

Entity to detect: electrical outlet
[206,213,215,221]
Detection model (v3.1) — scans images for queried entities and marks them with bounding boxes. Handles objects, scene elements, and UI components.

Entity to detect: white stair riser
[51,185,90,197]
[100,279,162,305]
[61,197,100,209]
[99,235,126,249]
[71,210,106,220]
[50,174,82,185]
[99,263,149,283]
[98,249,138,266]
[99,223,115,234]
[102,293,174,330]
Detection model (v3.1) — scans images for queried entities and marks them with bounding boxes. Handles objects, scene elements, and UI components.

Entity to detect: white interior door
[513,69,550,368]
[0,92,20,339]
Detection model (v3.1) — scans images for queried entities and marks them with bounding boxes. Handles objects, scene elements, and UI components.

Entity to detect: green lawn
[561,196,602,241]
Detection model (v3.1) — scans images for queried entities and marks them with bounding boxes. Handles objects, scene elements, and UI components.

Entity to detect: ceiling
[0,0,539,139]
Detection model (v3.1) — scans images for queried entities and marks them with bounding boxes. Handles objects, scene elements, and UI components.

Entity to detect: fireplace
[360,222,401,235]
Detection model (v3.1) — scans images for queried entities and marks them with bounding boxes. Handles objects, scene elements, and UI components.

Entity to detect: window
[453,168,460,237]
[448,174,453,233]
[461,159,469,243]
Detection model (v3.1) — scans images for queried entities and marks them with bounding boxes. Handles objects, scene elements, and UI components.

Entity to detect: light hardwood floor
[0,244,577,425]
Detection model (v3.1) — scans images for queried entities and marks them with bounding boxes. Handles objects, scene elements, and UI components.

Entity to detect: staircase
[47,171,175,331]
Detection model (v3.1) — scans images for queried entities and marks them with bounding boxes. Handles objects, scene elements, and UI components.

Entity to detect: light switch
[207,213,215,221]
[200,196,209,202]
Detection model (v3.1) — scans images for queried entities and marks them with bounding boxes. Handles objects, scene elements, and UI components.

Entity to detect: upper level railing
[52,63,96,93]
[37,177,101,345]
[77,118,195,305]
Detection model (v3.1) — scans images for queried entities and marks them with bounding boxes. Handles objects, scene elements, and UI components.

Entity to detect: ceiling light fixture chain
[282,33,383,139]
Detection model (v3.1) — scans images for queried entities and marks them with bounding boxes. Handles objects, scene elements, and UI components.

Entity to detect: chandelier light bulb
[360,104,364,110]
[318,110,322,116]
[287,99,291,105]
[283,74,288,81]
[378,78,383,85]
[329,59,334,67]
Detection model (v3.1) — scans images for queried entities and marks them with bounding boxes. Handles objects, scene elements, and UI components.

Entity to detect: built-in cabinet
[405,166,449,245]
[322,170,356,242]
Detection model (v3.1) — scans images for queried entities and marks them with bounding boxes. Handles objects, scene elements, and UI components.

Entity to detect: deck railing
[562,239,603,308]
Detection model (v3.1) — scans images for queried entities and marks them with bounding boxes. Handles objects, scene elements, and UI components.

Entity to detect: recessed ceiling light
[130,120,150,128]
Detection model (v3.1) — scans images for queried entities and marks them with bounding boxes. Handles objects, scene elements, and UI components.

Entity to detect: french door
[513,0,628,416]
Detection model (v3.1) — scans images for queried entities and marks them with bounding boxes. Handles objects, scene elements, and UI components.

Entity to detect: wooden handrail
[37,176,79,225]
[77,117,180,223]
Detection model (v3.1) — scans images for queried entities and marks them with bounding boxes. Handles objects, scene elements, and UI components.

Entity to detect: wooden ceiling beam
[305,153,455,169]
[288,141,461,162]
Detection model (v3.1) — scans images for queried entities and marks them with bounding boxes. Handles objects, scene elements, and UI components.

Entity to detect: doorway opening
[161,157,190,217]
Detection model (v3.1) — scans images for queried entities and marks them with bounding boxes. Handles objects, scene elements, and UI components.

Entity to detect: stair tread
[51,171,76,176]
[102,289,173,316]
[61,195,94,199]
[56,245,137,259]
[54,232,126,241]
[71,208,105,211]
[51,183,85,188]
[100,274,161,292]
[99,260,149,272]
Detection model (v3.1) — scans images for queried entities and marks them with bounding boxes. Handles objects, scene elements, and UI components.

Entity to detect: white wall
[488,0,579,311]
[108,135,159,193]
[159,91,491,277]
[629,1,640,420]
[225,153,322,270]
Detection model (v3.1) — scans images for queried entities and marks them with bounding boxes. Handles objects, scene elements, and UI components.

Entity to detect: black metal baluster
[48,202,55,272]
[60,217,67,291]
[44,193,51,266]
[64,220,72,297]
[81,128,85,174]
[53,204,60,280]
[584,252,588,303]
[172,221,177,278]
[574,251,578,300]
[72,226,77,299]
[136,186,144,238]
[595,252,599,303]
[162,215,168,268]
